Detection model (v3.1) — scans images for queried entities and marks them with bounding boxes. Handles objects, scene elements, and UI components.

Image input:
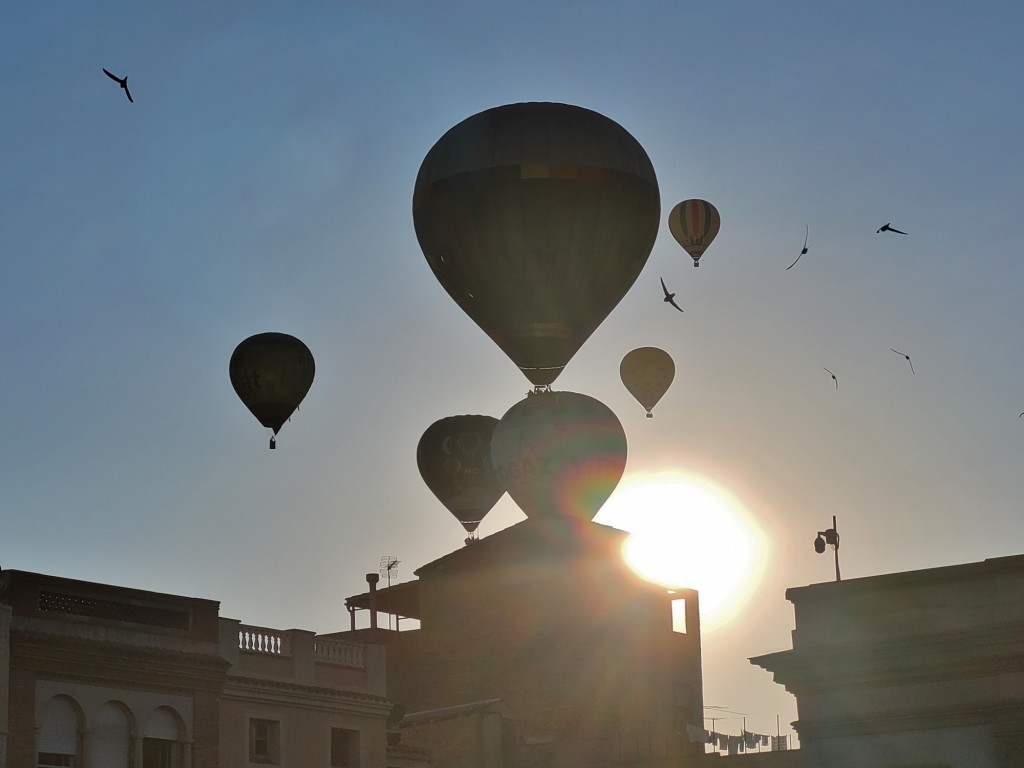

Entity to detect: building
[219,620,393,767]
[0,569,406,768]
[335,518,706,767]
[751,554,1024,768]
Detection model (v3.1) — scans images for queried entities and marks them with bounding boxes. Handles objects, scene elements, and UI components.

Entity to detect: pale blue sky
[4,0,1024,738]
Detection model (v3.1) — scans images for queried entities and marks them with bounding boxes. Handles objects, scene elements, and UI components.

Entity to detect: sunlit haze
[597,472,767,632]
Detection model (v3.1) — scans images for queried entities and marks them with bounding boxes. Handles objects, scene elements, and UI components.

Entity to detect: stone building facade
[751,554,1024,768]
[0,569,408,768]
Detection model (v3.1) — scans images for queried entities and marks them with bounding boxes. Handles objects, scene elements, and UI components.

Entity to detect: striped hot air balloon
[668,199,720,267]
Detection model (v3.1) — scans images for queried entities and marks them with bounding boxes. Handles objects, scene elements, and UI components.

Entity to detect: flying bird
[877,222,907,234]
[823,367,838,390]
[787,226,809,270]
[660,278,683,312]
[891,348,915,375]
[102,68,133,103]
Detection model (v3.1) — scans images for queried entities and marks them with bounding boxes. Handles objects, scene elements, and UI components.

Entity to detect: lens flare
[595,470,767,632]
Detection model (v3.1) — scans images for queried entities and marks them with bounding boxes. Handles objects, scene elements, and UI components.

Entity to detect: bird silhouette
[787,226,809,270]
[660,278,683,312]
[102,68,133,103]
[891,348,915,374]
[823,367,838,390]
[877,222,907,234]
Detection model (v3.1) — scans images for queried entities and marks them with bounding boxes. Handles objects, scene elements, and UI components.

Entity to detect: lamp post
[814,515,841,581]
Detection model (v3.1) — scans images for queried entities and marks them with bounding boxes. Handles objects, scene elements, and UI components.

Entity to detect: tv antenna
[379,556,400,587]
[378,556,401,630]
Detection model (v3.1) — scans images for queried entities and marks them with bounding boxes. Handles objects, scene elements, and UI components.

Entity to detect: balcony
[221,619,385,697]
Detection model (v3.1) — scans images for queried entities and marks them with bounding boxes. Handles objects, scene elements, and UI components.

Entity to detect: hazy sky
[4,0,1024,741]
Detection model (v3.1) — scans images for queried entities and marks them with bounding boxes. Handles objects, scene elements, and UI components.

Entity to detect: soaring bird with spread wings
[660,278,683,312]
[891,348,915,374]
[787,226,809,270]
[103,68,133,103]
[877,222,907,234]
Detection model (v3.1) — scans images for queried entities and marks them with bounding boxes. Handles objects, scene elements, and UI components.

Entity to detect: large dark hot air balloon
[490,390,627,523]
[413,102,661,387]
[620,347,675,418]
[417,415,505,537]
[668,199,720,267]
[229,333,314,449]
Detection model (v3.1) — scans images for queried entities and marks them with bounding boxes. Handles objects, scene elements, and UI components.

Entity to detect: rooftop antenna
[379,556,400,587]
[379,556,400,630]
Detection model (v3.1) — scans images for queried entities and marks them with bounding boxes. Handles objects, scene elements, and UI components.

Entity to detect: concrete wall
[753,555,1024,768]
[382,521,705,767]
[219,618,391,768]
[219,697,387,768]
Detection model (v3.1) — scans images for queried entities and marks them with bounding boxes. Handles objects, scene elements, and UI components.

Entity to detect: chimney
[366,573,380,630]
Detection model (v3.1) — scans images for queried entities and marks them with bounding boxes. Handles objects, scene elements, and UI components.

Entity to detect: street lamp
[814,515,841,581]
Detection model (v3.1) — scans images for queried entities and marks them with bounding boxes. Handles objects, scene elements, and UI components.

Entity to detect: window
[330,728,360,768]
[91,702,131,768]
[671,596,687,634]
[37,696,79,768]
[142,738,181,768]
[249,719,279,764]
[142,707,182,768]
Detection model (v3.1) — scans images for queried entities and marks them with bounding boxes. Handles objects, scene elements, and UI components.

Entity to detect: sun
[595,470,767,632]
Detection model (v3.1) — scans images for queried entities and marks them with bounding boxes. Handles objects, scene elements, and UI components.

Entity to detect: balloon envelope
[413,102,661,386]
[229,333,314,437]
[668,199,720,267]
[620,347,675,418]
[490,391,627,522]
[417,415,505,534]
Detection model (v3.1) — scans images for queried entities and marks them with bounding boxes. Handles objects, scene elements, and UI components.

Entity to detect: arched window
[37,696,81,767]
[91,702,133,768]
[142,707,183,768]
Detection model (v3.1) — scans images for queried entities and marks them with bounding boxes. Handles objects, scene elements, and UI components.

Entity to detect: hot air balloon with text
[417,415,506,540]
[620,347,675,418]
[490,390,627,525]
[669,199,720,267]
[229,333,314,449]
[413,102,661,388]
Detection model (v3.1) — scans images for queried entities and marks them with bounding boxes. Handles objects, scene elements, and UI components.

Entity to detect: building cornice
[10,628,228,691]
[752,620,1024,692]
[223,674,391,716]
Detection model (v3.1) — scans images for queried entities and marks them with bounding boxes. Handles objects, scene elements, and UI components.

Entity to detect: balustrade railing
[238,625,290,655]
[236,625,365,668]
[314,638,365,668]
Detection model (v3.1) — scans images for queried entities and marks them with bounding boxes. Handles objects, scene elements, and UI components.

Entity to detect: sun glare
[595,471,767,632]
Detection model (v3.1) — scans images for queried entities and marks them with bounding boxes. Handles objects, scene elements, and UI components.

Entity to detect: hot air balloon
[413,102,661,387]
[620,347,675,418]
[229,333,314,449]
[668,199,720,267]
[490,390,627,523]
[417,415,506,538]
